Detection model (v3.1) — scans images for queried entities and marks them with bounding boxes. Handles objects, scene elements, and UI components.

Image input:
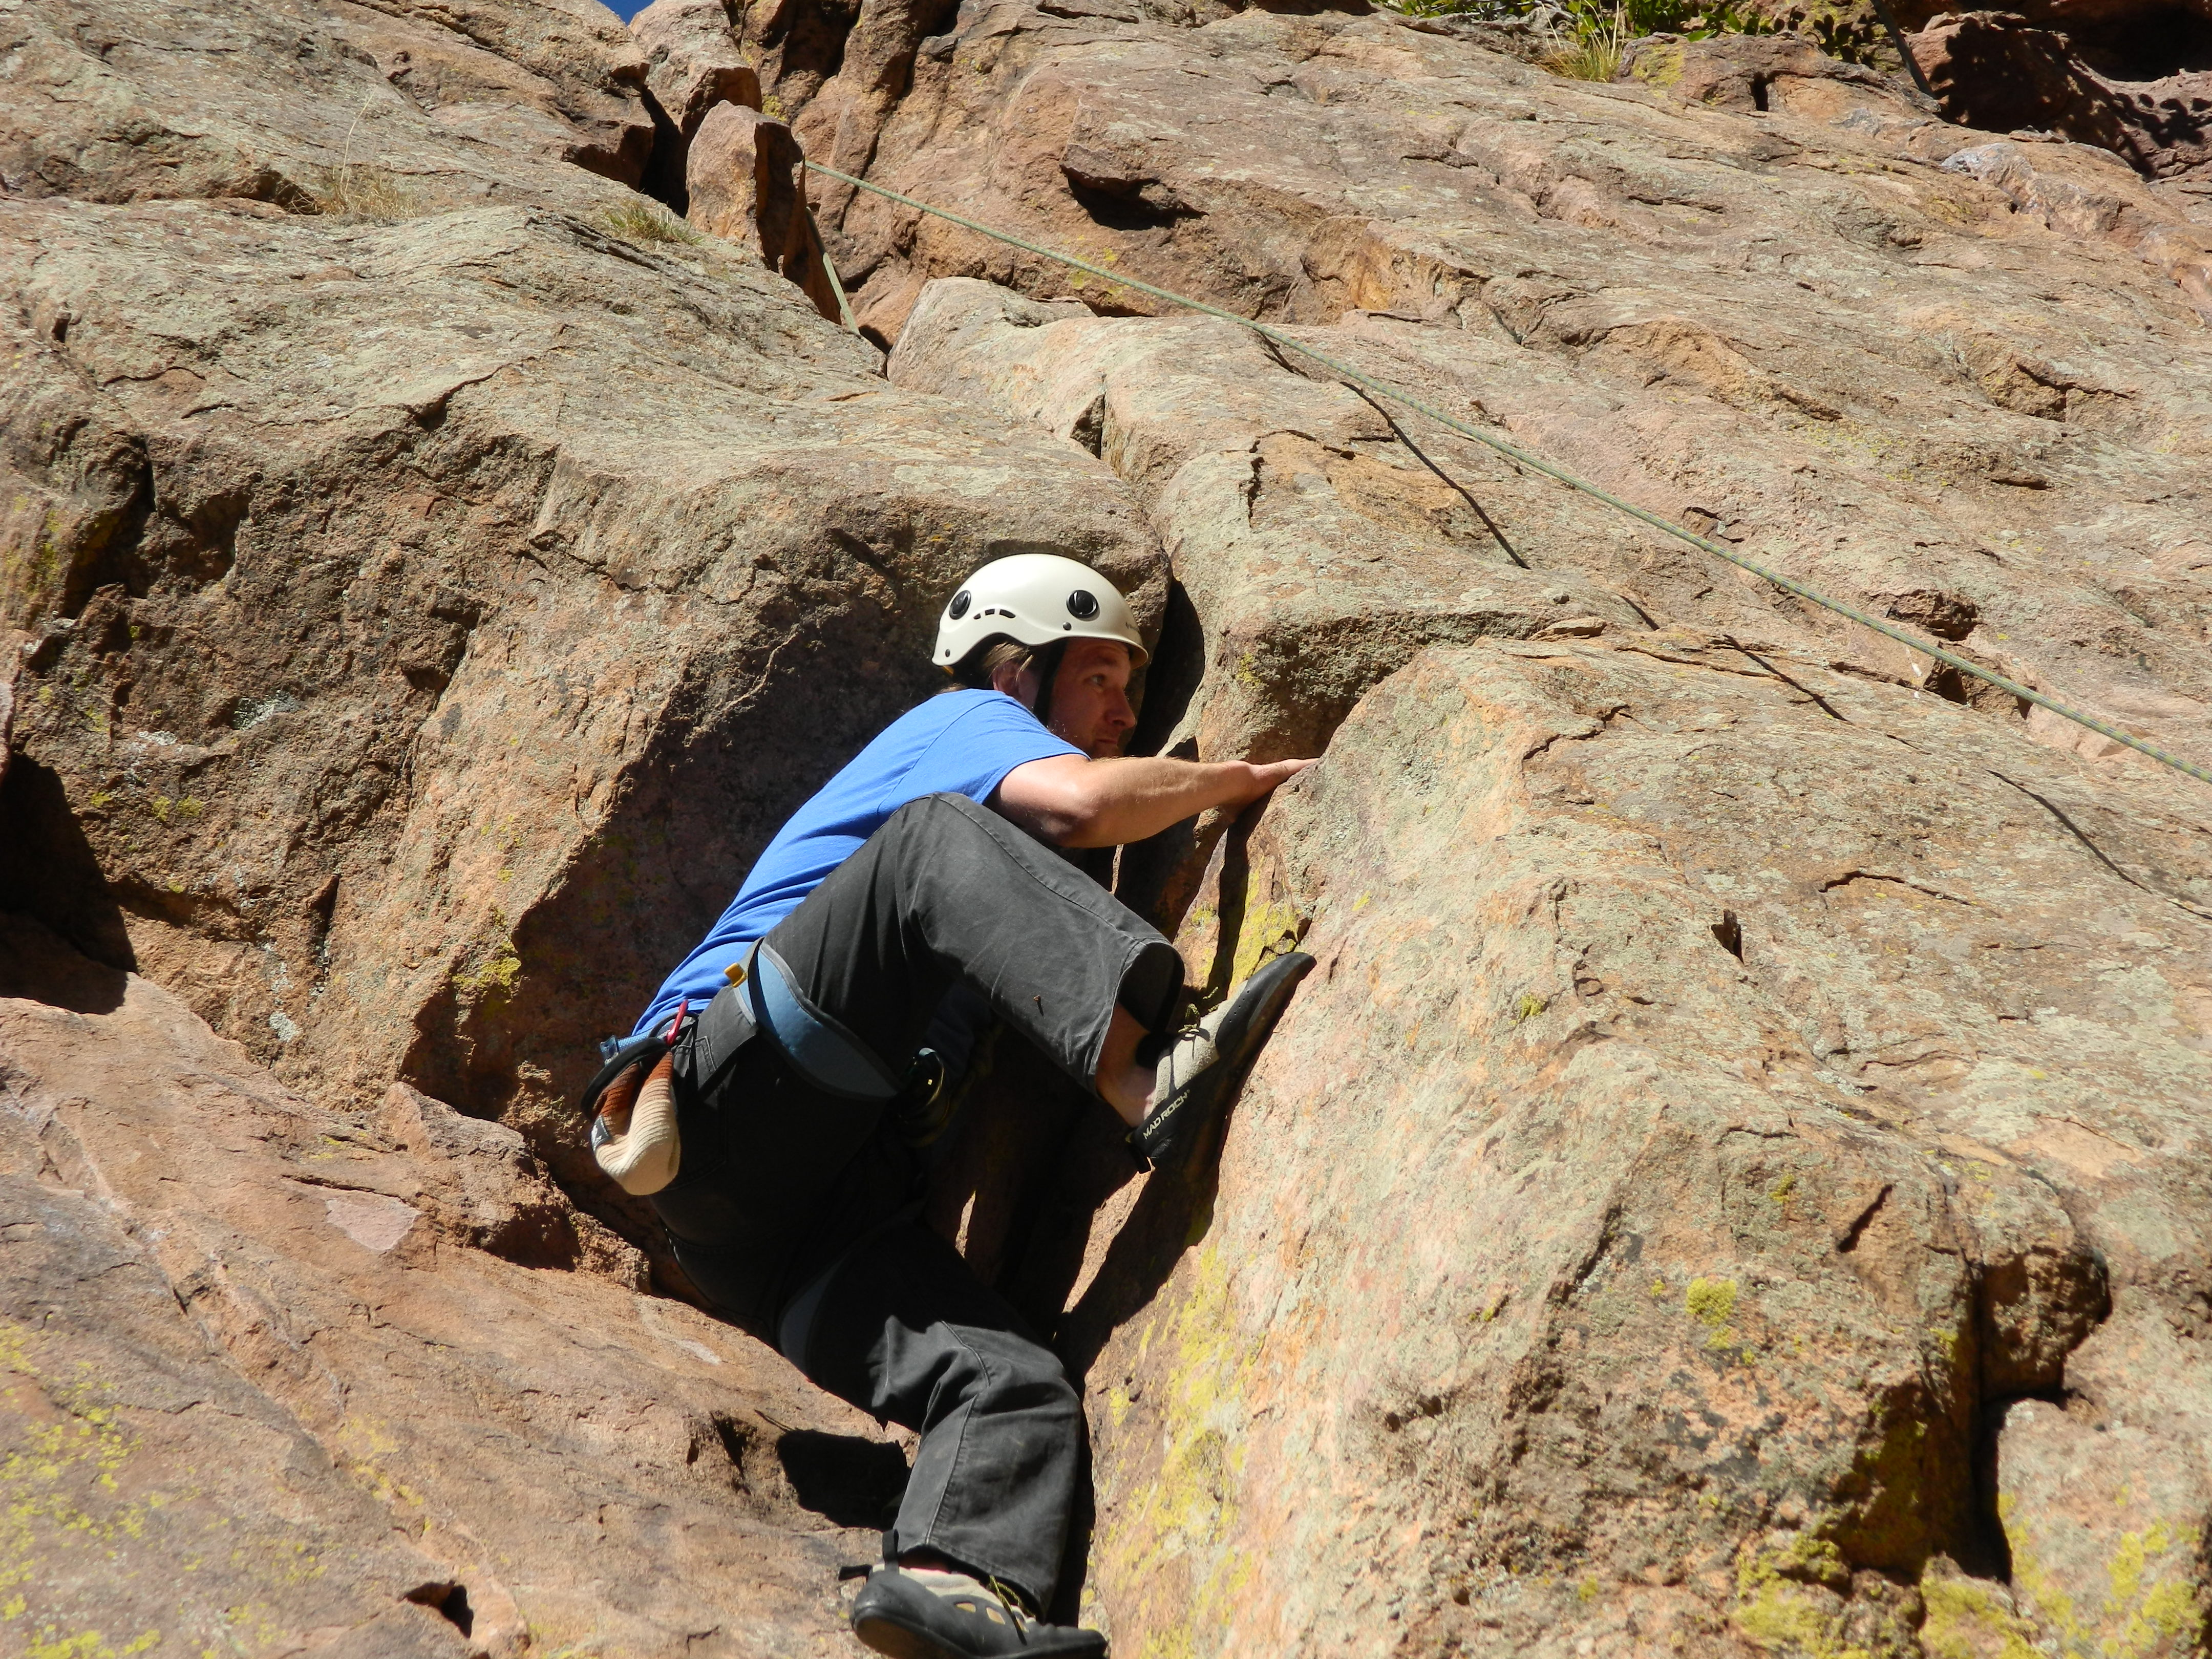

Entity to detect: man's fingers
[1252,757,1318,792]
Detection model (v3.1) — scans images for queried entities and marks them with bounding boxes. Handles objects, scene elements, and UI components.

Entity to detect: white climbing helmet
[932,553,1148,672]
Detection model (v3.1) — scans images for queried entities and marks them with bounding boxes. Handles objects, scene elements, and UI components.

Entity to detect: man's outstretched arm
[992,754,1315,848]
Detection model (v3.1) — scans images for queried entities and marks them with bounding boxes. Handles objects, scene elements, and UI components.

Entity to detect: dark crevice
[403,1582,474,1637]
[1062,176,1203,233]
[0,758,136,977]
[1126,580,1204,763]
[1953,1188,2113,1585]
[1345,384,1528,568]
[1719,639,1848,720]
[636,85,690,216]
[710,1412,753,1480]
[1113,581,1209,930]
[1987,770,2212,924]
[1711,910,1743,959]
[1068,391,1105,458]
[1968,1386,2074,1584]
[1960,1415,2018,1582]
[1836,1183,1891,1253]
[1924,664,1971,704]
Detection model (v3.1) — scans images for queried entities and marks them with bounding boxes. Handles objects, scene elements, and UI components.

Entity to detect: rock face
[6,0,2212,1653]
[636,0,764,142]
[1906,10,2212,181]
[687,99,845,315]
[0,913,909,1656]
[0,0,661,211]
[859,4,2211,837]
[1069,631,2203,1654]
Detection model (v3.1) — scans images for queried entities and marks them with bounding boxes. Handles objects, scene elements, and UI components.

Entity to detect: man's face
[1023,639,1137,758]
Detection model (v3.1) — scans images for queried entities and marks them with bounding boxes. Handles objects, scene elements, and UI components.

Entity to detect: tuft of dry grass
[1541,3,1629,78]
[311,166,430,221]
[598,200,706,247]
[309,93,438,220]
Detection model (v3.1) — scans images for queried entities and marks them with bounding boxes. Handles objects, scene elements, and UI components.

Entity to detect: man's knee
[983,1333,1081,1426]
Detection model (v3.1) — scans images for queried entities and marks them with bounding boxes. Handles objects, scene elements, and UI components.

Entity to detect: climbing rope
[805,160,2211,790]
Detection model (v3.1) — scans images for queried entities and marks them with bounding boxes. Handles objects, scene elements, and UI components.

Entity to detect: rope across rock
[807,159,2211,792]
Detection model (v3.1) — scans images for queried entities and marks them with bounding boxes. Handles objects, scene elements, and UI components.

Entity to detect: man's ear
[991,656,1039,708]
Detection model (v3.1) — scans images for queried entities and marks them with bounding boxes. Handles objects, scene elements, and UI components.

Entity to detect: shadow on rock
[775,1430,910,1529]
[0,911,127,1015]
[0,758,135,990]
[1054,1100,1231,1385]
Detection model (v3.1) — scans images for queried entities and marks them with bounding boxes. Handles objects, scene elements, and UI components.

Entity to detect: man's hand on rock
[1231,756,1317,805]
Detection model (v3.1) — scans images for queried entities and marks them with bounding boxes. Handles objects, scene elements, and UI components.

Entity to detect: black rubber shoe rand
[850,1567,1105,1659]
[1131,950,1314,1171]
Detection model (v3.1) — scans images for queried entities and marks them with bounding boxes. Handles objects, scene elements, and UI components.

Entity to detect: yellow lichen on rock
[1918,1567,2044,1659]
[1686,1276,1739,1328]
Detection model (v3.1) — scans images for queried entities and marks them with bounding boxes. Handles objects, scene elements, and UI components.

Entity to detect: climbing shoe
[1129,950,1314,1172]
[849,1563,1105,1659]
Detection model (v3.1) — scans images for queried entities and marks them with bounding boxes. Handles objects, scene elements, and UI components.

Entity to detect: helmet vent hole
[1066,590,1100,620]
[948,590,971,620]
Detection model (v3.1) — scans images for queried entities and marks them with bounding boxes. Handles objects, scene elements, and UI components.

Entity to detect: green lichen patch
[1918,1566,2041,1659]
[2003,1475,2209,1656]
[1686,1276,1738,1328]
[1731,1536,1864,1658]
[1098,1242,1264,1654]
[455,940,523,1003]
[1228,897,1306,994]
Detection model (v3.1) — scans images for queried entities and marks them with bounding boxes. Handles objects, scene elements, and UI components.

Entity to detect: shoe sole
[1214,950,1314,1071]
[852,1611,960,1659]
[1137,951,1313,1168]
[853,1611,1107,1659]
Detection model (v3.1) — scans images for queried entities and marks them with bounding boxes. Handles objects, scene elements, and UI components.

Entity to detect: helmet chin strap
[1029,640,1071,732]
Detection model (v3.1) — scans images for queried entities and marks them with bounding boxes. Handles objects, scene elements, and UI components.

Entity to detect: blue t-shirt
[632,690,1081,1036]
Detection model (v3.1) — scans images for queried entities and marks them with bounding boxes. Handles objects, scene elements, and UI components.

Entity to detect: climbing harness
[579,950,762,1194]
[804,160,2211,791]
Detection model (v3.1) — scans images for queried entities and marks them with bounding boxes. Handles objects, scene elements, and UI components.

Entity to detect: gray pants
[652,791,1182,1608]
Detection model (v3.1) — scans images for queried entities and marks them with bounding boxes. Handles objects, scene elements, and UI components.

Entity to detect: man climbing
[582,552,1315,1659]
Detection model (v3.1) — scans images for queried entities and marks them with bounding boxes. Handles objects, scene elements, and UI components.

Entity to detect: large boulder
[1071,629,2204,1655]
[687,99,845,315]
[634,0,765,140]
[0,0,659,208]
[0,912,906,1655]
[1905,10,2212,181]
